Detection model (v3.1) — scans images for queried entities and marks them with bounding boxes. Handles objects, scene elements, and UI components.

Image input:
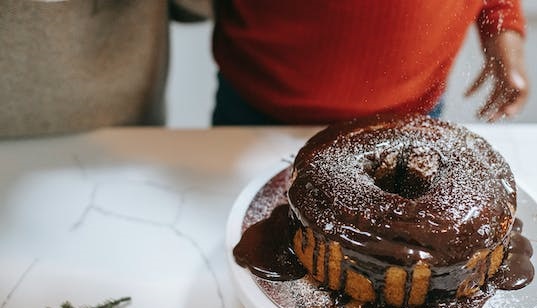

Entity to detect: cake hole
[371,162,429,199]
[364,147,439,199]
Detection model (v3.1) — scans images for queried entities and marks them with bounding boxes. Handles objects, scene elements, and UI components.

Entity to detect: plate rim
[226,162,290,308]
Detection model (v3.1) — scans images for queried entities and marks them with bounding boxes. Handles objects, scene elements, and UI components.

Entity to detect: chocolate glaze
[289,116,516,268]
[233,203,306,281]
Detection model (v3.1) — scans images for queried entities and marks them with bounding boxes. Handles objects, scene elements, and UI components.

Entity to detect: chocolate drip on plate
[491,219,534,290]
[233,203,306,281]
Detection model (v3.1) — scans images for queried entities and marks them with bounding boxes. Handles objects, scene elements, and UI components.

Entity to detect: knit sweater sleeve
[477,0,526,39]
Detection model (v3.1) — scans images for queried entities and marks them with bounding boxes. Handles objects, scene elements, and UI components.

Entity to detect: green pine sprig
[55,297,131,308]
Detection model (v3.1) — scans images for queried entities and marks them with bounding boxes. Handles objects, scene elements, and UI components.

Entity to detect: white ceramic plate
[226,163,537,308]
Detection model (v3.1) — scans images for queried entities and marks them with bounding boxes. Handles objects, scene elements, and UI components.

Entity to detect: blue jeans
[428,97,444,119]
[212,73,281,125]
[212,73,444,125]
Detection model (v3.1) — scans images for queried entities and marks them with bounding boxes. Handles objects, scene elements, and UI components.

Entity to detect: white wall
[166,22,216,128]
[165,3,537,128]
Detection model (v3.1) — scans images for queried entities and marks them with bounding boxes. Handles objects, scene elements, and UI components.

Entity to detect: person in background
[0,0,205,138]
[212,0,529,125]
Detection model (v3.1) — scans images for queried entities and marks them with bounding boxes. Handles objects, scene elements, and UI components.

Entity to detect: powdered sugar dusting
[242,168,291,232]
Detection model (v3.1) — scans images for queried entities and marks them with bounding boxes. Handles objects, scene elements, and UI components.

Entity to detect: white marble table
[1,125,536,308]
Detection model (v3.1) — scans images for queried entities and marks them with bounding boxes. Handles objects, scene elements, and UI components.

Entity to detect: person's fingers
[499,88,528,117]
[491,70,529,120]
[487,112,504,123]
[486,84,528,122]
[478,84,503,119]
[508,70,528,92]
[485,99,504,123]
[465,64,492,97]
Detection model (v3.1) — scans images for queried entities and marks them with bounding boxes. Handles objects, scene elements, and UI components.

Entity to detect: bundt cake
[287,115,517,306]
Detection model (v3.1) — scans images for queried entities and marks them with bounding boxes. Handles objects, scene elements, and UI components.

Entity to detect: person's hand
[465,30,529,122]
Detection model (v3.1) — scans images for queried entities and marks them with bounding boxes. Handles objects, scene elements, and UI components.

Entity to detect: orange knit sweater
[213,0,525,124]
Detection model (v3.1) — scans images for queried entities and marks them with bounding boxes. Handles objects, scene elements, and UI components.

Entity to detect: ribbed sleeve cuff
[477,0,526,39]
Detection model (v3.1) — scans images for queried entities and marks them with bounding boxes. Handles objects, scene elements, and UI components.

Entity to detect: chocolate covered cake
[288,115,517,306]
[234,115,534,307]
